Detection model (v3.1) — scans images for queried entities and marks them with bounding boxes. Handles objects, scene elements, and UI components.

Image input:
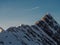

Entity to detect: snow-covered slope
[0,14,60,45]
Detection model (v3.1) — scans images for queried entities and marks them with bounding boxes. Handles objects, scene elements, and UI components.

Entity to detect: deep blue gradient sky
[0,0,60,29]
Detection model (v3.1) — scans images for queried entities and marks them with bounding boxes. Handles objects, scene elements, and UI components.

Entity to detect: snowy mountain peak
[0,14,60,45]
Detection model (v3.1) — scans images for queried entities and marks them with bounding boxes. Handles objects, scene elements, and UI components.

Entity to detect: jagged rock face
[0,14,60,45]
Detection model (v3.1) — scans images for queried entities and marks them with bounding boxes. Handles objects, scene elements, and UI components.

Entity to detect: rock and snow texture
[0,14,60,45]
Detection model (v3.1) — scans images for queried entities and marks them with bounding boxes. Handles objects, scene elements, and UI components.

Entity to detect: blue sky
[0,0,60,29]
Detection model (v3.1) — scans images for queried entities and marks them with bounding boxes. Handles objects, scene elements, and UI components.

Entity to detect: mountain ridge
[0,14,60,45]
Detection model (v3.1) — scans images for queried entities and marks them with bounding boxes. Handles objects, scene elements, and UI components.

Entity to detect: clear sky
[0,0,60,29]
